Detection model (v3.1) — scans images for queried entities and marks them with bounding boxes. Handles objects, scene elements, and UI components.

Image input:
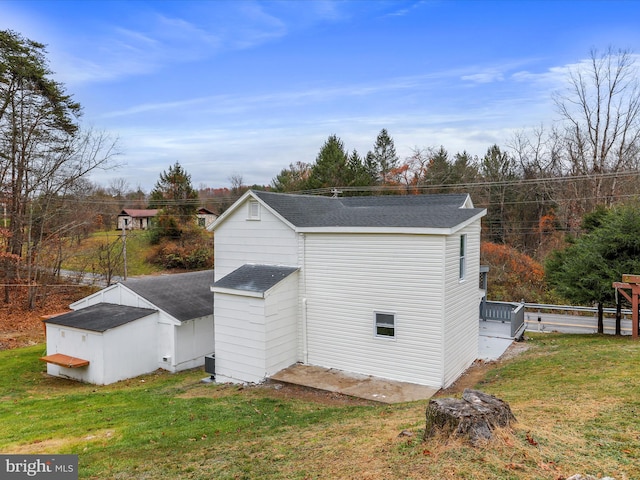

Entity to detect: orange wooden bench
[40,353,90,368]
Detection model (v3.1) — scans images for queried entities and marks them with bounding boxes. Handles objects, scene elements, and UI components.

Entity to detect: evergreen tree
[148,162,198,223]
[346,149,373,187]
[368,129,399,184]
[546,203,640,305]
[307,134,349,189]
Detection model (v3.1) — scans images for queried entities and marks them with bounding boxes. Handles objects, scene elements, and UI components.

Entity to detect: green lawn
[61,230,163,277]
[0,334,638,479]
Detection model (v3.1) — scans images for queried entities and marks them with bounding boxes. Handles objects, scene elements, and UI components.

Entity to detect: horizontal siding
[214,293,267,383]
[264,275,298,374]
[303,233,445,387]
[213,274,298,383]
[214,199,298,281]
[442,221,481,387]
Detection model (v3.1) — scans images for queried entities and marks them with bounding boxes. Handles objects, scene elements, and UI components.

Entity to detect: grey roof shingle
[45,303,157,332]
[252,191,484,228]
[122,270,214,321]
[214,264,298,293]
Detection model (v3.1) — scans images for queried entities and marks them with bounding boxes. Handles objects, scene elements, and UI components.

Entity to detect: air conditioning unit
[204,354,215,379]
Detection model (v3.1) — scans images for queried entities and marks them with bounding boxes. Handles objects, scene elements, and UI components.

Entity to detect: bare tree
[554,47,640,210]
[0,30,118,306]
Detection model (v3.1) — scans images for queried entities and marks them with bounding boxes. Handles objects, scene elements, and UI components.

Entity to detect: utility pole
[122,220,128,281]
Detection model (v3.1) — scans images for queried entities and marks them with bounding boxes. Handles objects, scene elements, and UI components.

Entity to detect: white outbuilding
[41,270,214,385]
[211,190,487,389]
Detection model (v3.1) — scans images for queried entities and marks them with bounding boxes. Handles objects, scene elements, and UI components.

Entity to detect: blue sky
[2,0,640,191]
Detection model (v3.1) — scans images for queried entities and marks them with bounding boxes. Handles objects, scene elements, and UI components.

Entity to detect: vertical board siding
[303,233,446,387]
[442,221,482,387]
[214,199,298,281]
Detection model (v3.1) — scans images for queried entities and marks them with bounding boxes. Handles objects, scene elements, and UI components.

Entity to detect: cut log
[424,389,516,445]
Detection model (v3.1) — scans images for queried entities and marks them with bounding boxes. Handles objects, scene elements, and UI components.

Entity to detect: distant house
[210,190,487,389]
[117,209,158,230]
[197,207,218,229]
[41,271,214,385]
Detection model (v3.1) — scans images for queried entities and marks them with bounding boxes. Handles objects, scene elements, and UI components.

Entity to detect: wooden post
[597,302,603,334]
[612,275,640,339]
[634,290,639,339]
[615,295,622,336]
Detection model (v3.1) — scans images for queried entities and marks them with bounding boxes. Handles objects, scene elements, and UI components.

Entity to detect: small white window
[459,234,466,280]
[248,200,260,220]
[375,312,395,338]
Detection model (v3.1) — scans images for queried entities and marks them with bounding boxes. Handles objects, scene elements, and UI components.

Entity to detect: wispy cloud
[461,70,505,84]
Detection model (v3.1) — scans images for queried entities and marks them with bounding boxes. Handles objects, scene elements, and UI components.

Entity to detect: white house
[211,190,486,389]
[41,271,214,385]
[117,209,158,230]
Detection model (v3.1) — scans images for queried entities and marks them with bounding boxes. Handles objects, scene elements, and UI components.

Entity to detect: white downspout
[300,232,308,364]
[302,297,308,364]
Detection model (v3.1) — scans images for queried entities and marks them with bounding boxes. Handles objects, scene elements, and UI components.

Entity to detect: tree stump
[424,389,516,445]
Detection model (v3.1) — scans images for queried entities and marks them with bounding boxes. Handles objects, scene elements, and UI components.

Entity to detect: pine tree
[148,162,198,223]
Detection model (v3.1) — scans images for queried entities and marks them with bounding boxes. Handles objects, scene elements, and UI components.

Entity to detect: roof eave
[211,285,264,298]
[294,210,486,235]
[209,190,297,232]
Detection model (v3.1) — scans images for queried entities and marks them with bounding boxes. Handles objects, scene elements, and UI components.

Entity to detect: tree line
[2,26,639,309]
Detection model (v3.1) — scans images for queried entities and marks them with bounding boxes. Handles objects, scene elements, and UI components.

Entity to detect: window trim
[247,200,260,220]
[374,311,396,339]
[459,234,467,281]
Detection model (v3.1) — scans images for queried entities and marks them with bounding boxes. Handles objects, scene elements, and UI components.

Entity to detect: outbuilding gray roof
[252,191,484,229]
[214,264,298,293]
[122,270,214,321]
[44,303,157,332]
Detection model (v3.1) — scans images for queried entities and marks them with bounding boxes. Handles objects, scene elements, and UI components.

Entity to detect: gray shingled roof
[252,191,484,228]
[122,270,214,321]
[44,303,157,332]
[214,264,298,293]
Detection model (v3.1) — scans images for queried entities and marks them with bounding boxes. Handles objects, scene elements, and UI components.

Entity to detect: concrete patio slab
[270,364,439,404]
[270,321,517,404]
[478,319,515,361]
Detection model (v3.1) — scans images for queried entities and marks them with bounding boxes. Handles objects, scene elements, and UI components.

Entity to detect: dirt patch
[437,340,531,397]
[177,379,378,406]
[0,285,93,350]
[4,429,117,454]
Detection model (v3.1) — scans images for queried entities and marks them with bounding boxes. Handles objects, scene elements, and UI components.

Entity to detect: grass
[0,334,639,479]
[61,230,163,277]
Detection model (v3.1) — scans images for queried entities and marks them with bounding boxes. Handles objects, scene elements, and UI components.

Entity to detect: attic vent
[248,200,260,220]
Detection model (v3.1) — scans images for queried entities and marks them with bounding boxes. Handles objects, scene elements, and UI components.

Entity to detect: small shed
[42,270,214,384]
[41,303,158,384]
[117,209,158,230]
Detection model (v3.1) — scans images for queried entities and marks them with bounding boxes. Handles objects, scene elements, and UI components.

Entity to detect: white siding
[213,273,298,384]
[264,274,298,374]
[174,315,215,371]
[214,294,268,383]
[214,198,298,281]
[71,285,158,313]
[302,233,446,388]
[101,315,158,383]
[442,220,482,387]
[45,314,158,385]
